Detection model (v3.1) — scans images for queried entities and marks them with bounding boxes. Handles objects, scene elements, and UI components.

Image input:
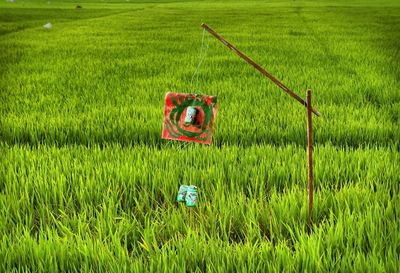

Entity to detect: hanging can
[184,106,198,126]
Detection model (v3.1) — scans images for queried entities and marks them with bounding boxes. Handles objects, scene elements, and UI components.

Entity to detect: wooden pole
[201,23,321,117]
[306,90,313,233]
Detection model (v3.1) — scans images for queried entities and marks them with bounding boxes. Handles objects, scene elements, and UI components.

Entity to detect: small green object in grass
[177,185,188,202]
[185,185,198,207]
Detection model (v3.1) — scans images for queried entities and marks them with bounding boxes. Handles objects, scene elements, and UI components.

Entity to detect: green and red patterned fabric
[162,92,217,145]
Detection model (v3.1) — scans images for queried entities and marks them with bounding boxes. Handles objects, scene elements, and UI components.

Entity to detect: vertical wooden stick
[306,90,313,233]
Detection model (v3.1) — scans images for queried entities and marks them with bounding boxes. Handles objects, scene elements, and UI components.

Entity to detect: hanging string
[162,28,210,149]
[189,28,210,95]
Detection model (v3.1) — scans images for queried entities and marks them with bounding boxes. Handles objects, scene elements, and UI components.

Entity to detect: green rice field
[1,0,399,271]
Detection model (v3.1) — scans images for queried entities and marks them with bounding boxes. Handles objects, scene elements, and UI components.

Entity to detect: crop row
[1,143,399,271]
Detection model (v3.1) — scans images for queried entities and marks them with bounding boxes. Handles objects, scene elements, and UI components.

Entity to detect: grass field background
[1,0,399,272]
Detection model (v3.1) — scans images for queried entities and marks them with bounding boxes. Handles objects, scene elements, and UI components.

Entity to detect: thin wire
[162,29,210,149]
[190,28,210,95]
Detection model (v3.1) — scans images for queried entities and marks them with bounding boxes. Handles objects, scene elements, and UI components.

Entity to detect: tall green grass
[1,0,399,271]
[1,143,399,271]
[1,2,399,147]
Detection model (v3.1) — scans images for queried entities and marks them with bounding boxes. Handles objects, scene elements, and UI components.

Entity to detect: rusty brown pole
[201,23,321,117]
[306,90,313,233]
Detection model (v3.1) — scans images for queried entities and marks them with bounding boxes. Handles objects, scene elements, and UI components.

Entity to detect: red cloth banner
[162,92,217,145]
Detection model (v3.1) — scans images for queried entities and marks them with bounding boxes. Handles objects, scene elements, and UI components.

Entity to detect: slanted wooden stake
[201,23,321,117]
[201,23,320,233]
[306,90,313,233]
